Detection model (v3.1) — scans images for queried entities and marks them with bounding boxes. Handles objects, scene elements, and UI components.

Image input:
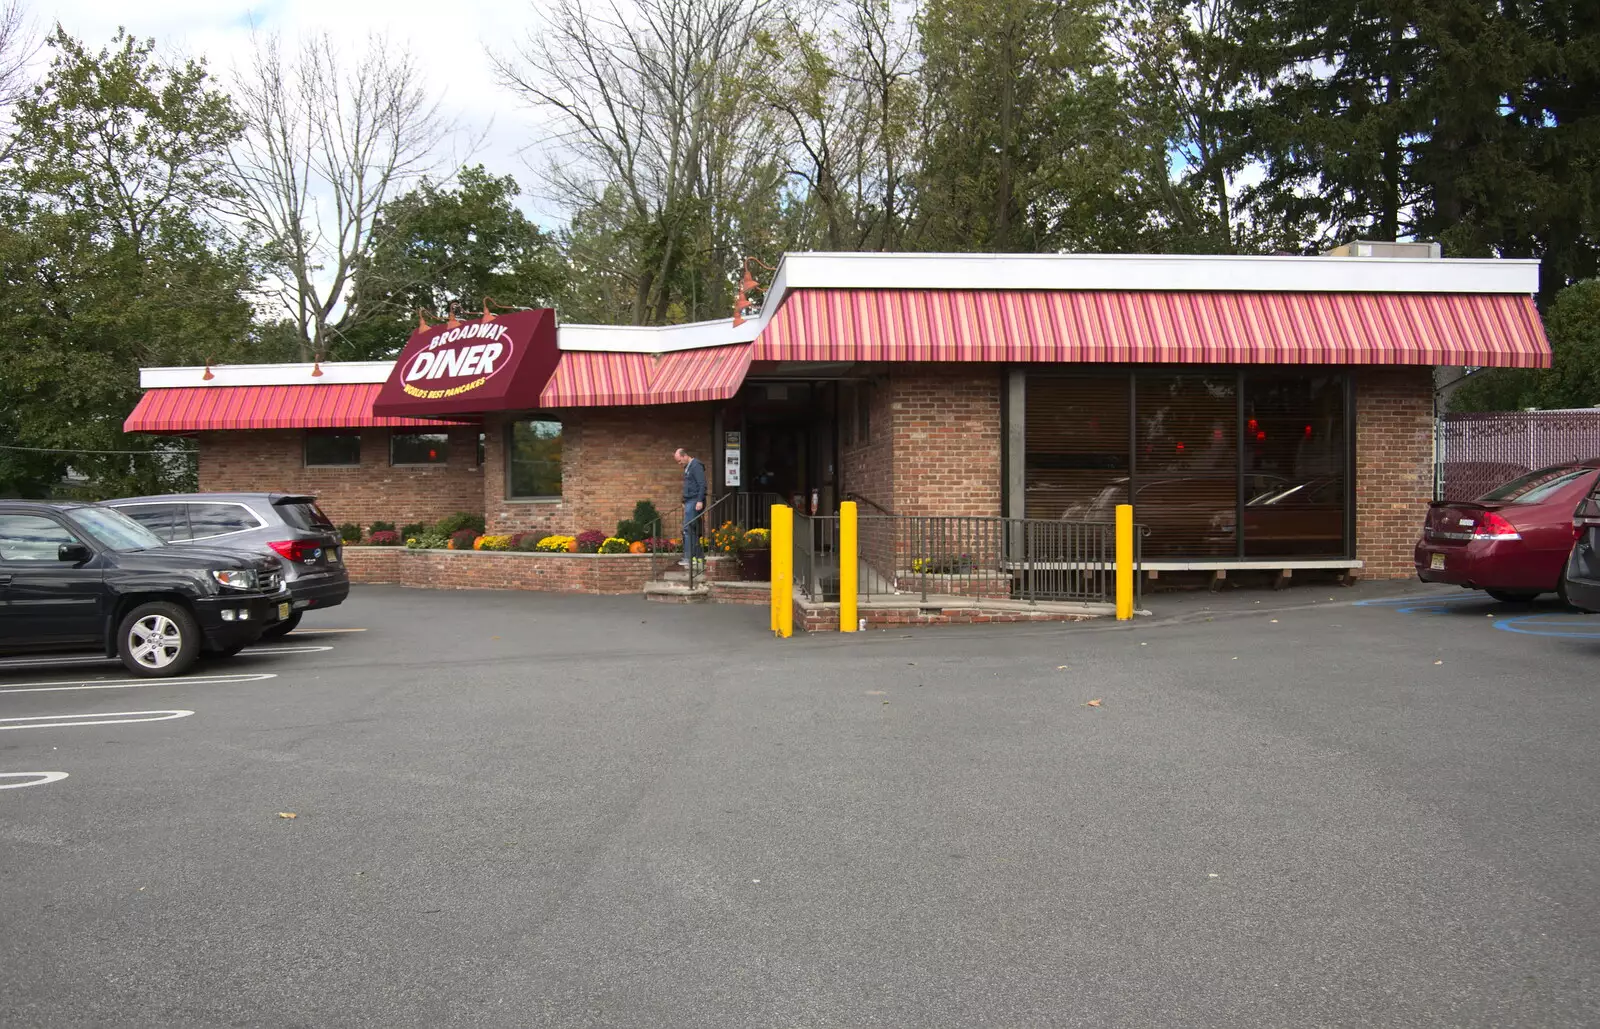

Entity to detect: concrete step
[644,581,709,604]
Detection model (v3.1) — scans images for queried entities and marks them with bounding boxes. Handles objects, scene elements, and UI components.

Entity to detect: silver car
[106,492,350,638]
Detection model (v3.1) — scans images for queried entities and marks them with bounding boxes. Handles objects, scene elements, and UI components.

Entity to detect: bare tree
[498,0,785,325]
[229,33,446,359]
[0,0,35,110]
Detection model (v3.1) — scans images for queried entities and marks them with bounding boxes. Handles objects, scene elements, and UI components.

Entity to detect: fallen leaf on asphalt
[866,690,886,696]
[1057,665,1069,670]
[1085,699,1102,707]
[490,635,501,640]
[1270,619,1279,623]
[1434,660,1443,665]
[277,812,297,819]
[1231,656,1238,660]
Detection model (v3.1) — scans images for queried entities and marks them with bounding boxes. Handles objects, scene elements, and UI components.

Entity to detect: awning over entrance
[539,344,753,407]
[752,289,1551,367]
[123,383,472,433]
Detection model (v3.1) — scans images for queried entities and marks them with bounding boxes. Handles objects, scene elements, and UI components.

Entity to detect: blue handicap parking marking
[1492,615,1600,639]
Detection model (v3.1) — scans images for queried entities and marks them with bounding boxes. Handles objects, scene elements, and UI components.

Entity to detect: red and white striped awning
[752,289,1551,367]
[538,344,753,407]
[123,383,473,433]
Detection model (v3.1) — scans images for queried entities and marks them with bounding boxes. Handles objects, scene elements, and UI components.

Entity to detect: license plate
[1430,554,1445,570]
[278,602,291,620]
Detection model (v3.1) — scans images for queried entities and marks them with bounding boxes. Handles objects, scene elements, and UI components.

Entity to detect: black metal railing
[704,491,784,535]
[789,512,1135,605]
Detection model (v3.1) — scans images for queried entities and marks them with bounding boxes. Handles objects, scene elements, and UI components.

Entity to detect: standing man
[675,446,707,568]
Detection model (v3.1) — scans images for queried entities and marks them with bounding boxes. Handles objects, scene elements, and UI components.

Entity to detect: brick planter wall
[343,547,657,594]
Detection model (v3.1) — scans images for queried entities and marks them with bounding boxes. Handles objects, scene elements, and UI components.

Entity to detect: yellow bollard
[839,501,858,633]
[1115,503,1134,621]
[771,505,793,638]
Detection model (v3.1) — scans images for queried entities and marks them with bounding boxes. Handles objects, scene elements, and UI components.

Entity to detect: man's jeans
[683,502,703,562]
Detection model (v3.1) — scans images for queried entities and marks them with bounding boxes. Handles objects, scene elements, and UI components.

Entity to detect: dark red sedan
[1415,459,1600,604]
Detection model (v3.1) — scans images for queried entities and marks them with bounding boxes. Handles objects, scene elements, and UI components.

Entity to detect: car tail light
[267,539,321,563]
[1472,512,1521,541]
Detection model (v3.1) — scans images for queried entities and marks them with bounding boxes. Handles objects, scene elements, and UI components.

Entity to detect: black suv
[1565,482,1600,613]
[0,502,288,677]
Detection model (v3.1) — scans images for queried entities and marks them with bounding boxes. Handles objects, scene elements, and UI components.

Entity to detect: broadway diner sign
[371,308,560,418]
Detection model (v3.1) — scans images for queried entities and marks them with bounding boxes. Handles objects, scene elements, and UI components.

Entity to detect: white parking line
[0,673,275,694]
[0,772,69,790]
[0,710,194,730]
[244,645,333,655]
[288,628,367,635]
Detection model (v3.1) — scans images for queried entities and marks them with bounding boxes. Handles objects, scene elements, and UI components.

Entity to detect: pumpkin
[566,538,579,552]
[629,541,647,554]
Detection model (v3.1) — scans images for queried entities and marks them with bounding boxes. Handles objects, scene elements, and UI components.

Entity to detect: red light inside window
[1212,427,1224,440]
[1304,424,1313,438]
[428,449,438,460]
[1256,431,1267,441]
[1247,418,1259,431]
[1175,442,1185,451]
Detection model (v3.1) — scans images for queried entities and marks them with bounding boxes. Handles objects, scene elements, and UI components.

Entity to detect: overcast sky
[38,0,564,222]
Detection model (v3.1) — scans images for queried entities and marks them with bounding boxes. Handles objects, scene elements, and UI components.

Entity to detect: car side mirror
[58,542,91,564]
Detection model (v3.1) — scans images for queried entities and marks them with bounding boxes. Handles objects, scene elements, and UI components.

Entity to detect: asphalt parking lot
[3,582,1599,1028]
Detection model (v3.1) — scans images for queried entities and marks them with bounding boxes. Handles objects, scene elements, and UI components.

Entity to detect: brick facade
[839,378,895,513]
[484,406,714,539]
[1354,366,1436,579]
[197,427,483,531]
[889,366,1004,517]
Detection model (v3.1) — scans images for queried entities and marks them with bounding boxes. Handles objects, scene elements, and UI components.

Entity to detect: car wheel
[1485,589,1540,604]
[118,602,200,677]
[259,609,302,640]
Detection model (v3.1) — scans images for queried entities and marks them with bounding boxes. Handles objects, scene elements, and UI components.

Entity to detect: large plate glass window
[1242,373,1348,557]
[391,432,450,466]
[507,417,562,499]
[305,431,361,467]
[1136,373,1239,558]
[1024,375,1130,520]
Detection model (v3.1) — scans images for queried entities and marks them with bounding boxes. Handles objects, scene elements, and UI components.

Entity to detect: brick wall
[889,366,1004,517]
[840,378,895,513]
[1354,367,1435,579]
[484,406,714,538]
[343,547,657,594]
[198,428,483,531]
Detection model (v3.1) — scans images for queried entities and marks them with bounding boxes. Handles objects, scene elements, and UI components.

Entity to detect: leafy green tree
[0,29,251,498]
[335,166,566,359]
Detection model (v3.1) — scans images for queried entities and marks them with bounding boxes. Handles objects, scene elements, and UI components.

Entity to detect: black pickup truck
[0,501,289,677]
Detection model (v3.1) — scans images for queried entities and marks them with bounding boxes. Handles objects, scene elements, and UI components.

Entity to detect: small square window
[507,417,562,498]
[391,432,450,466]
[305,432,361,467]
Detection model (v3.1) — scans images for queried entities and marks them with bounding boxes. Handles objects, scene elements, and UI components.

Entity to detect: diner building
[125,248,1551,582]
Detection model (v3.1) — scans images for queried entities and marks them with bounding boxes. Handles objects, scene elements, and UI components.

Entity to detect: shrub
[535,535,576,552]
[598,537,630,554]
[575,529,606,554]
[369,520,396,534]
[367,529,401,546]
[448,529,479,550]
[401,522,429,540]
[337,522,362,543]
[436,511,486,537]
[475,534,514,551]
[616,499,666,543]
[514,534,545,552]
[406,531,448,549]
